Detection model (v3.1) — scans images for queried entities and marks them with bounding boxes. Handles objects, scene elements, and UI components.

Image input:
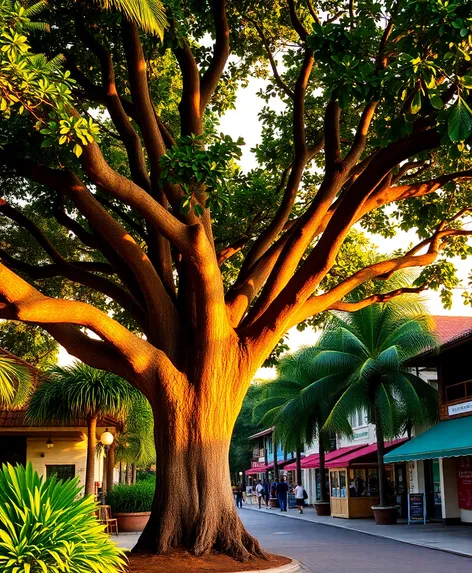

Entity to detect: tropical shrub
[0,463,127,573]
[107,480,155,513]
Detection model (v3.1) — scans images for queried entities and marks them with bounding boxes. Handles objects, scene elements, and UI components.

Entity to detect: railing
[445,380,472,402]
[252,448,264,458]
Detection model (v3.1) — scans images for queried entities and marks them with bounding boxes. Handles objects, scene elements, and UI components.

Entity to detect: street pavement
[238,508,472,573]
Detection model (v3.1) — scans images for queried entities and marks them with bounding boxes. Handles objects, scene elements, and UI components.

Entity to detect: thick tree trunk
[106,442,116,492]
[295,444,302,484]
[374,410,388,507]
[318,430,328,502]
[85,415,98,496]
[133,373,264,559]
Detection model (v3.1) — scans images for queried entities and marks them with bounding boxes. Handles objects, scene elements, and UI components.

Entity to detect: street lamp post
[100,429,114,498]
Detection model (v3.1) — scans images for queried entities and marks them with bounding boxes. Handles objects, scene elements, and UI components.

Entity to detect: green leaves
[95,0,167,38]
[0,463,127,572]
[0,354,32,408]
[160,133,244,216]
[448,97,472,142]
[106,480,155,513]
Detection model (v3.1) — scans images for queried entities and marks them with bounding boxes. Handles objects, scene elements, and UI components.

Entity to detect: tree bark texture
[131,463,137,484]
[374,409,388,507]
[318,431,328,502]
[85,415,97,496]
[3,0,472,561]
[295,444,302,484]
[106,442,116,492]
[134,372,264,559]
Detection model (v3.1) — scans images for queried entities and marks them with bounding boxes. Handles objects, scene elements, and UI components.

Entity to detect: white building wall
[24,426,108,491]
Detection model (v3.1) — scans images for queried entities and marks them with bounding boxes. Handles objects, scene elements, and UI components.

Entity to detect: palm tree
[0,353,32,408]
[312,301,439,508]
[253,348,337,502]
[94,0,167,37]
[19,0,167,37]
[114,393,155,484]
[26,362,140,496]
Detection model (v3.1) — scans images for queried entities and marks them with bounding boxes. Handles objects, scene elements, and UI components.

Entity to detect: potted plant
[107,480,155,532]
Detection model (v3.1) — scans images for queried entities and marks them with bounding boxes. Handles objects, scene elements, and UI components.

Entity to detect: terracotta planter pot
[314,501,331,516]
[114,511,151,532]
[371,506,398,525]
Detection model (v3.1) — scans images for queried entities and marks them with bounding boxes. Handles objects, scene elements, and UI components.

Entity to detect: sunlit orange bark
[2,0,472,560]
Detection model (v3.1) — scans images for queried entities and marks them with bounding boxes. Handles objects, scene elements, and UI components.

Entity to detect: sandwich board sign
[408,492,426,525]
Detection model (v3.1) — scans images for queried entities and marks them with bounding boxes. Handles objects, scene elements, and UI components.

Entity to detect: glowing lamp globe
[100,429,114,446]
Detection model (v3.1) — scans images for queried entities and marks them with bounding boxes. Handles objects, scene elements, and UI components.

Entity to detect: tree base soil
[127,549,291,572]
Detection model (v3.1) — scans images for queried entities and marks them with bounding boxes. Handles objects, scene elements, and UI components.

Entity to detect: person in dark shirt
[235,483,244,508]
[276,475,289,511]
[263,478,270,506]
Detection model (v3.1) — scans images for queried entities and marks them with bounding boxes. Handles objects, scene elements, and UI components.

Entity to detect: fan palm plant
[311,301,439,508]
[17,0,167,37]
[0,353,33,408]
[93,0,167,37]
[114,393,155,483]
[26,362,141,496]
[253,348,339,502]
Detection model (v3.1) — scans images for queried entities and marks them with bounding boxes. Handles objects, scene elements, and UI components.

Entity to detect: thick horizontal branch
[0,263,165,390]
[327,286,427,311]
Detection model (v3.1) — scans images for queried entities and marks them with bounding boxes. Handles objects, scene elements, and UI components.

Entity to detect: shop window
[349,469,367,497]
[46,465,75,481]
[367,468,379,495]
[349,408,367,428]
[331,470,347,498]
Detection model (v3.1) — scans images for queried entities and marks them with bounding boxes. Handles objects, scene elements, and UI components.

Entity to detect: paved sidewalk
[242,503,472,558]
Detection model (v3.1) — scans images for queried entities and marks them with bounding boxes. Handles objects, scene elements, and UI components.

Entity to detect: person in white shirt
[255,480,265,509]
[294,481,305,514]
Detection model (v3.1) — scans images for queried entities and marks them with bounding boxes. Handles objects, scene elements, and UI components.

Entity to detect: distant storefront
[386,323,472,525]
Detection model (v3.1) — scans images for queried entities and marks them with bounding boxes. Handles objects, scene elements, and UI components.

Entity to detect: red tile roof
[430,316,472,346]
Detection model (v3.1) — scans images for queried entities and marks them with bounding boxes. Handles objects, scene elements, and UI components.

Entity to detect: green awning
[384,416,472,463]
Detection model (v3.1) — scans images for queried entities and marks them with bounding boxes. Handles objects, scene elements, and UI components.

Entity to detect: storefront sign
[448,400,472,416]
[457,456,472,510]
[408,492,426,525]
[353,430,368,440]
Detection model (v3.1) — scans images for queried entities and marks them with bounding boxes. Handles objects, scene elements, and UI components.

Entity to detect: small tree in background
[26,362,141,496]
[312,301,439,508]
[115,393,155,484]
[253,348,339,502]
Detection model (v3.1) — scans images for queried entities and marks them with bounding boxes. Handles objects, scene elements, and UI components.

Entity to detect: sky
[58,74,472,369]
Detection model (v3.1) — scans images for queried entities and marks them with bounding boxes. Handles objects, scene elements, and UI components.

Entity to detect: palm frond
[94,0,167,38]
[0,355,32,408]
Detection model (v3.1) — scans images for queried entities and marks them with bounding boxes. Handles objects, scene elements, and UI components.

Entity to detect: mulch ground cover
[126,549,291,572]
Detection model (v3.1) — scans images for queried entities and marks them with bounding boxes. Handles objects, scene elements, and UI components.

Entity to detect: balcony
[445,380,472,403]
[252,447,264,459]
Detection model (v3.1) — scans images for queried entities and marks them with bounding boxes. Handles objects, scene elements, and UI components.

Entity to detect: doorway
[424,459,442,520]
[0,436,26,466]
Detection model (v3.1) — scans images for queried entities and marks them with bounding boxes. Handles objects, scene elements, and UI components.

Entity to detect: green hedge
[107,480,155,513]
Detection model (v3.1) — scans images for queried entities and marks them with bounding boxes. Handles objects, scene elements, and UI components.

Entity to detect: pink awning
[284,445,366,471]
[326,439,408,468]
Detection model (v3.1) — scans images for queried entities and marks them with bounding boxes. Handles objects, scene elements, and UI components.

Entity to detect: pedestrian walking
[263,478,270,507]
[276,475,289,511]
[294,481,305,513]
[255,479,264,508]
[235,483,244,508]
